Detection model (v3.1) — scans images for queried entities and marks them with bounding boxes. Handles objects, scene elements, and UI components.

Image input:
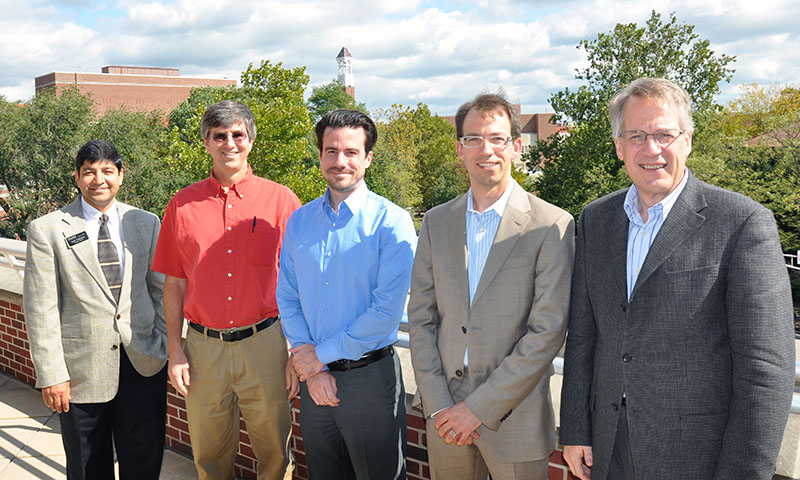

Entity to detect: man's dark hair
[201,100,257,140]
[315,109,378,154]
[75,140,123,172]
[455,93,521,139]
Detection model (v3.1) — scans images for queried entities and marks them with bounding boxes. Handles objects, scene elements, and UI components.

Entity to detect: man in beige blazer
[409,93,574,480]
[23,140,167,480]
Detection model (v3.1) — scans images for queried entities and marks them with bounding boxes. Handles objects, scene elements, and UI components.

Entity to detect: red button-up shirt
[153,166,300,329]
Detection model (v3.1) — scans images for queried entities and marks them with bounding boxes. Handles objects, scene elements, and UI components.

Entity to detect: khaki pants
[184,320,291,480]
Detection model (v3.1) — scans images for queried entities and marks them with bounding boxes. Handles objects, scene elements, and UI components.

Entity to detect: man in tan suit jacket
[409,93,574,480]
[23,140,167,480]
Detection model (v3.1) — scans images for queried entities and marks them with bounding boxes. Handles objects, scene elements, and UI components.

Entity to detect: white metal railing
[786,251,800,271]
[0,237,25,282]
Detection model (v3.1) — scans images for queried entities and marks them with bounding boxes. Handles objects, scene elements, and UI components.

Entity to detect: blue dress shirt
[624,169,688,300]
[277,183,417,364]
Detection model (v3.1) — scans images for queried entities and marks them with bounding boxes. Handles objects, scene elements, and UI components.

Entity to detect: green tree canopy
[164,60,326,203]
[307,80,367,123]
[528,10,736,219]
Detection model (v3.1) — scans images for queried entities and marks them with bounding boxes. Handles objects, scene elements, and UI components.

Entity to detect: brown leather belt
[189,316,278,342]
[327,345,393,372]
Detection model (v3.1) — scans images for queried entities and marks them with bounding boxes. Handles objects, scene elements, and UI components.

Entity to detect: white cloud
[0,0,798,113]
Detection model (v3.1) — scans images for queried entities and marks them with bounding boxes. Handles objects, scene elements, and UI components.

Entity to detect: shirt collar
[467,178,515,217]
[80,196,119,225]
[208,164,253,198]
[324,180,369,215]
[624,168,689,225]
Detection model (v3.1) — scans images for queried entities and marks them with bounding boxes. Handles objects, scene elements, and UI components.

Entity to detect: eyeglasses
[620,129,683,146]
[210,131,249,143]
[458,135,513,149]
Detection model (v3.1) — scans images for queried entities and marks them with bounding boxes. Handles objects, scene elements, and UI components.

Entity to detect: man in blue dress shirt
[277,109,417,480]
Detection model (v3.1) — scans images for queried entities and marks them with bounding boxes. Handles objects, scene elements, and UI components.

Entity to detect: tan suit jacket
[409,182,574,463]
[23,198,167,403]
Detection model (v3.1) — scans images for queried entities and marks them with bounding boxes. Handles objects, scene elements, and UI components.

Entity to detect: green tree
[410,104,469,210]
[91,107,188,217]
[369,105,421,210]
[307,80,367,123]
[528,11,736,219]
[164,60,326,203]
[0,88,95,238]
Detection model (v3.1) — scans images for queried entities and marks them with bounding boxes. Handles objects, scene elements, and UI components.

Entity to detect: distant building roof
[337,47,352,58]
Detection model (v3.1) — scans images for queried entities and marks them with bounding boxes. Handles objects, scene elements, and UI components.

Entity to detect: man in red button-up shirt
[153,100,301,480]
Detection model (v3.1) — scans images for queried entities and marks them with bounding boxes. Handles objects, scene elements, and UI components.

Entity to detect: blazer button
[455,370,463,377]
[612,403,619,411]
[621,304,627,312]
[461,326,467,334]
[622,353,632,362]
[111,345,118,350]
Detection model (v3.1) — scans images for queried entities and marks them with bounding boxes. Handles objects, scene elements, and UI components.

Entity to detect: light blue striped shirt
[464,180,515,365]
[624,170,688,300]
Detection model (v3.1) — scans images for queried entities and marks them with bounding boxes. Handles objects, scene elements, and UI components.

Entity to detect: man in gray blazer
[409,93,575,479]
[560,77,795,480]
[24,140,167,480]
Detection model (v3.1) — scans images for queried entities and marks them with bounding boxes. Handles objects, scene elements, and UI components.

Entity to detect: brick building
[34,65,236,115]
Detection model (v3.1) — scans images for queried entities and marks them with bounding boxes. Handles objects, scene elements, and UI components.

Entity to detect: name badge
[65,231,89,248]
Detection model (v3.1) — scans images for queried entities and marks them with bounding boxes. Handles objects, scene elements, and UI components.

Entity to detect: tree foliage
[528,11,736,219]
[0,88,94,238]
[307,80,367,123]
[164,60,326,203]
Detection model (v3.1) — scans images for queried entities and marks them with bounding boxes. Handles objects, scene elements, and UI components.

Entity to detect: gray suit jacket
[560,173,794,480]
[23,198,167,403]
[409,182,575,463]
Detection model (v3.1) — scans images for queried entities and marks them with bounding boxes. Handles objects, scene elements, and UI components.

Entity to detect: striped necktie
[98,214,122,304]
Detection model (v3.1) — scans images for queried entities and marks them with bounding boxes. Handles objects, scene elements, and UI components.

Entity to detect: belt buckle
[218,327,239,342]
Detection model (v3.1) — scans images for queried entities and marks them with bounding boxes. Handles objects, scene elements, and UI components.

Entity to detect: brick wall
[0,294,35,385]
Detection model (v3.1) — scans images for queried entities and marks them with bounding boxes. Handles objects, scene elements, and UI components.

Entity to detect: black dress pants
[59,347,167,480]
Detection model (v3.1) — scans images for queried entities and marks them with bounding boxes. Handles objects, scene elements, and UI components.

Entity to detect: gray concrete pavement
[0,371,197,479]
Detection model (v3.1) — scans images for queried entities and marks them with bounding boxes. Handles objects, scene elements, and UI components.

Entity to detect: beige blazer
[23,198,166,403]
[409,182,575,463]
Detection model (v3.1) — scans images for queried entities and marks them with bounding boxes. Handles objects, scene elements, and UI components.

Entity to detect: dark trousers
[299,349,406,480]
[607,400,637,480]
[59,347,167,480]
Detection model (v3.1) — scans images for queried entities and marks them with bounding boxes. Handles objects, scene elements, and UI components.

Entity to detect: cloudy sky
[2,0,798,116]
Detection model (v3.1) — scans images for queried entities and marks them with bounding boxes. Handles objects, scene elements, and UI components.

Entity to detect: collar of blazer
[448,182,533,309]
[627,171,708,302]
[60,197,137,307]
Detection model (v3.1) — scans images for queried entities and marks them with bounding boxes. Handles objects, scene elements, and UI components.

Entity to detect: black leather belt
[327,345,393,372]
[189,316,278,342]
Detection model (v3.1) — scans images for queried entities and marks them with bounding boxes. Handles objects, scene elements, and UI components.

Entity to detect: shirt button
[227,273,232,277]
[111,345,118,350]
[327,251,332,257]
[324,281,329,285]
[479,227,485,232]
[227,296,232,301]
[227,204,232,208]
[230,321,234,325]
[324,309,328,314]
[227,226,232,231]
[641,232,646,236]
[461,326,467,334]
[332,222,336,227]
[227,249,232,254]
[635,268,640,273]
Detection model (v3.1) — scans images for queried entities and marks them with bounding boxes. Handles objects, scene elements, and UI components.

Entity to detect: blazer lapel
[631,173,707,300]
[119,203,136,310]
[61,198,115,302]
[470,184,528,309]
[604,198,630,304]
[447,195,470,311]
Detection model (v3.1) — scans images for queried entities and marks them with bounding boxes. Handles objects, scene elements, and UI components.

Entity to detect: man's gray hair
[608,78,694,139]
[201,100,257,140]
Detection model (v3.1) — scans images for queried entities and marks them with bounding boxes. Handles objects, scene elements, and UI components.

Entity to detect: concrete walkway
[0,371,197,479]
